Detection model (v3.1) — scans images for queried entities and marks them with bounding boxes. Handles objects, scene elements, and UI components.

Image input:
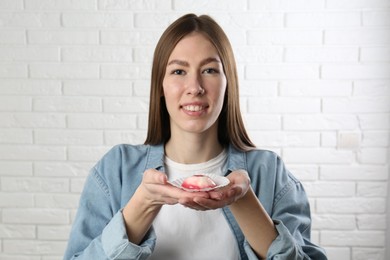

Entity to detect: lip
[180,102,208,115]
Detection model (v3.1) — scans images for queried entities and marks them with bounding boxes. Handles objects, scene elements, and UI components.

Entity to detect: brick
[29,63,99,79]
[235,46,283,63]
[3,239,67,255]
[62,46,132,62]
[240,81,278,97]
[283,148,354,164]
[0,30,25,44]
[322,64,390,80]
[287,165,319,181]
[0,64,27,78]
[323,97,389,113]
[133,80,151,97]
[249,0,325,10]
[286,12,361,27]
[25,0,96,10]
[0,97,31,111]
[28,30,99,44]
[352,248,385,260]
[303,181,355,197]
[353,80,390,96]
[67,146,111,161]
[99,0,171,10]
[323,247,351,260]
[0,46,59,61]
[34,162,91,177]
[0,129,32,144]
[244,114,281,130]
[0,145,66,161]
[63,80,132,96]
[0,113,66,128]
[322,230,385,246]
[321,132,337,147]
[62,13,133,28]
[67,114,137,129]
[250,131,319,147]
[360,47,390,62]
[35,194,80,208]
[3,209,69,224]
[213,12,284,29]
[285,46,358,62]
[0,12,60,27]
[283,115,358,130]
[358,114,390,130]
[1,177,69,193]
[33,97,102,112]
[133,47,154,63]
[137,114,148,129]
[280,80,352,97]
[246,64,319,80]
[35,129,103,145]
[0,224,35,238]
[317,198,386,213]
[357,214,386,230]
[363,10,390,26]
[0,193,33,207]
[248,30,323,45]
[70,178,86,193]
[357,148,388,164]
[100,30,160,45]
[100,64,144,79]
[312,214,356,230]
[37,225,71,240]
[0,0,23,9]
[321,165,388,180]
[174,0,245,11]
[0,162,32,176]
[325,29,390,45]
[0,79,61,95]
[0,256,40,260]
[361,131,389,147]
[104,130,146,145]
[326,0,390,9]
[103,97,149,113]
[248,97,320,113]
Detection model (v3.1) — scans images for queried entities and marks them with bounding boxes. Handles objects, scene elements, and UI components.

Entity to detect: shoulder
[93,144,151,177]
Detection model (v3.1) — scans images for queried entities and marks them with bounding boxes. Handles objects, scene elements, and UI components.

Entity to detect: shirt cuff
[101,210,156,259]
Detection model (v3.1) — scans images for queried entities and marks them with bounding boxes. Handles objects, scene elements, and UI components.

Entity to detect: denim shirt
[64,143,327,260]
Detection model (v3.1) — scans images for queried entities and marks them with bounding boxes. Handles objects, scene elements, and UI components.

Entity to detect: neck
[165,131,223,164]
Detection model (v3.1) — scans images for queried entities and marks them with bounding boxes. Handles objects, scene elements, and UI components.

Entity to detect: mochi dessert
[181,174,217,190]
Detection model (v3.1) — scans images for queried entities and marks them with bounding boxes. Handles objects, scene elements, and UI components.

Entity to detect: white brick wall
[0,0,389,259]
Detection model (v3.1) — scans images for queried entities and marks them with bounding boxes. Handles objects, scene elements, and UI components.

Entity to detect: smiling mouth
[182,105,206,112]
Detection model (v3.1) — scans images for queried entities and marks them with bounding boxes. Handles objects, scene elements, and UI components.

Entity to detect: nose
[186,74,205,96]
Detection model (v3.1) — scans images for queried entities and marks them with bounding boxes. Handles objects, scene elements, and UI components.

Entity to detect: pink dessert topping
[181,174,217,190]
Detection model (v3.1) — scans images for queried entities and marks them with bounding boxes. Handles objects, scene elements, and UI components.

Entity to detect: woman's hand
[178,170,251,211]
[136,169,210,210]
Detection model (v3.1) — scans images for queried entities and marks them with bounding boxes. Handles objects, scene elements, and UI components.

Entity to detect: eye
[202,68,219,74]
[171,69,186,75]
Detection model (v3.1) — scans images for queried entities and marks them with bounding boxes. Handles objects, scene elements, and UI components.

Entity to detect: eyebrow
[167,57,221,67]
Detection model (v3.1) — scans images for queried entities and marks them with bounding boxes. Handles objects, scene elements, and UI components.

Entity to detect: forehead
[168,32,219,60]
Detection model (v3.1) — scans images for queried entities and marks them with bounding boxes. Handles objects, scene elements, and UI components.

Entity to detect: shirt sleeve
[63,169,156,260]
[265,172,328,260]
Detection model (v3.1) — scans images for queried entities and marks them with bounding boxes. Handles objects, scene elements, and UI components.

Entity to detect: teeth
[183,105,203,112]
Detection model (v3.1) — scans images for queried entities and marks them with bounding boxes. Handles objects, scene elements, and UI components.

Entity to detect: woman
[64,13,327,260]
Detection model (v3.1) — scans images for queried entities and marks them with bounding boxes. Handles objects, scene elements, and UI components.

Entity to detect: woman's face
[162,32,227,136]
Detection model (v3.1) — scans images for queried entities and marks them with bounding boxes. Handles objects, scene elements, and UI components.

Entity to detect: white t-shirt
[150,150,240,260]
